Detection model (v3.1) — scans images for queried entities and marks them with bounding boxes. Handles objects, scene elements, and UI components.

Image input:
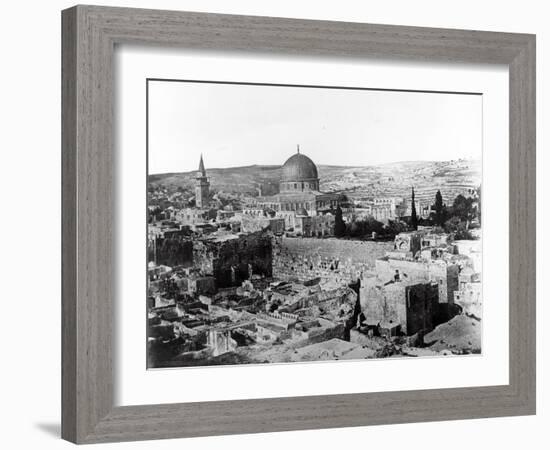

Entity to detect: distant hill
[318,159,481,205]
[149,159,481,204]
[148,165,281,195]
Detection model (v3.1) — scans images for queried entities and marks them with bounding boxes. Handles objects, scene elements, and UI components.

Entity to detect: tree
[450,194,476,224]
[345,217,384,238]
[434,190,445,226]
[410,187,418,230]
[349,220,363,237]
[386,219,408,237]
[444,216,473,240]
[363,218,385,235]
[334,205,346,237]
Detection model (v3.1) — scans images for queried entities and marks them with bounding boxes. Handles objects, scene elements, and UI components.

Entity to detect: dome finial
[297,144,300,154]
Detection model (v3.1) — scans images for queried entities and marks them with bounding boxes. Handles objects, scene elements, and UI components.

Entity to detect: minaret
[195,154,209,209]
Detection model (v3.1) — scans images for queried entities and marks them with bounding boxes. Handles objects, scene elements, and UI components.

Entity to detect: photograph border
[62,5,535,443]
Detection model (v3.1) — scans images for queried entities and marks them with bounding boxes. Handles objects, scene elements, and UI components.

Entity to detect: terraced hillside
[149,159,481,204]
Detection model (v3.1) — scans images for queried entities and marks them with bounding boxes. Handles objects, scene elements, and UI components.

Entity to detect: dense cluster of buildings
[152,149,345,237]
[147,149,482,366]
[360,229,481,337]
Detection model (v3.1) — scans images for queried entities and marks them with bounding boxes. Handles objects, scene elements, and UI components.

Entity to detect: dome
[296,207,309,216]
[281,152,319,182]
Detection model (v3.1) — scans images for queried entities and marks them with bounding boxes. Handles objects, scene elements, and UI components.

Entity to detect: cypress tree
[334,205,346,237]
[434,189,444,226]
[410,187,418,230]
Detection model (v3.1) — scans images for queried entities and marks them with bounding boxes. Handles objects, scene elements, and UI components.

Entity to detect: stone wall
[193,232,273,288]
[375,258,459,304]
[361,279,438,335]
[150,235,193,268]
[273,237,393,283]
[454,282,482,318]
[361,281,407,330]
[301,321,346,345]
[405,283,439,334]
[189,276,216,295]
[241,216,285,234]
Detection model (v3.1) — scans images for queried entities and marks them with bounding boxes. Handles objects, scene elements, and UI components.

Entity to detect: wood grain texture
[61,5,536,444]
[61,7,77,443]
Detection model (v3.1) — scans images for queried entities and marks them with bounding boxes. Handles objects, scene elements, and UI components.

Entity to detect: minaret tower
[195,154,210,209]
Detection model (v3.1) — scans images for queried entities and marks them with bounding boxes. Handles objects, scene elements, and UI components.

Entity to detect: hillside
[149,165,281,196]
[149,159,481,204]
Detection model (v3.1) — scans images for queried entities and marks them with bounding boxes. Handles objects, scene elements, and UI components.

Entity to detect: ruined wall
[273,237,393,283]
[189,276,216,295]
[241,216,285,234]
[361,281,407,331]
[405,283,439,335]
[194,232,273,288]
[445,265,460,304]
[192,240,215,275]
[361,280,438,335]
[302,321,346,345]
[150,235,193,268]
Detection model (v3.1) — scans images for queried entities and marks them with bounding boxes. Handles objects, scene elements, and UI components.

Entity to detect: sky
[147,80,482,174]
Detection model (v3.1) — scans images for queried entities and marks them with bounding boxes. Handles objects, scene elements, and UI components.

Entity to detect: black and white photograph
[146,79,483,368]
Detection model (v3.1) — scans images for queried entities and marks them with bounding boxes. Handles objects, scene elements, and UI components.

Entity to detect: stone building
[454,282,482,317]
[257,311,299,330]
[454,239,482,272]
[187,274,216,296]
[370,231,460,305]
[175,208,209,225]
[241,215,285,235]
[388,230,451,258]
[254,146,346,227]
[375,257,459,304]
[352,197,407,222]
[206,328,237,356]
[391,231,423,257]
[293,208,335,237]
[361,278,439,336]
[420,232,451,249]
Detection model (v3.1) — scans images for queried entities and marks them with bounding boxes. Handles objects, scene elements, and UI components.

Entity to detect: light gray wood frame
[62,4,536,444]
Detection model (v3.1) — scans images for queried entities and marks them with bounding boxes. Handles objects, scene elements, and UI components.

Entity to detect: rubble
[423,315,481,354]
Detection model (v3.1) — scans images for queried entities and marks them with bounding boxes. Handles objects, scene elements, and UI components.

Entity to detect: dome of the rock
[281,152,319,182]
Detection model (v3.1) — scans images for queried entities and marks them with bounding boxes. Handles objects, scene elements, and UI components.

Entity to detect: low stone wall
[273,237,393,283]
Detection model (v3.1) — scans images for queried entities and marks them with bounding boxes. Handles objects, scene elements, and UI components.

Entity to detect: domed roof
[282,151,318,182]
[296,207,309,216]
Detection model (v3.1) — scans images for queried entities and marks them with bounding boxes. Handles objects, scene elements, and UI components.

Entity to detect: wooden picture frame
[61,5,536,444]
